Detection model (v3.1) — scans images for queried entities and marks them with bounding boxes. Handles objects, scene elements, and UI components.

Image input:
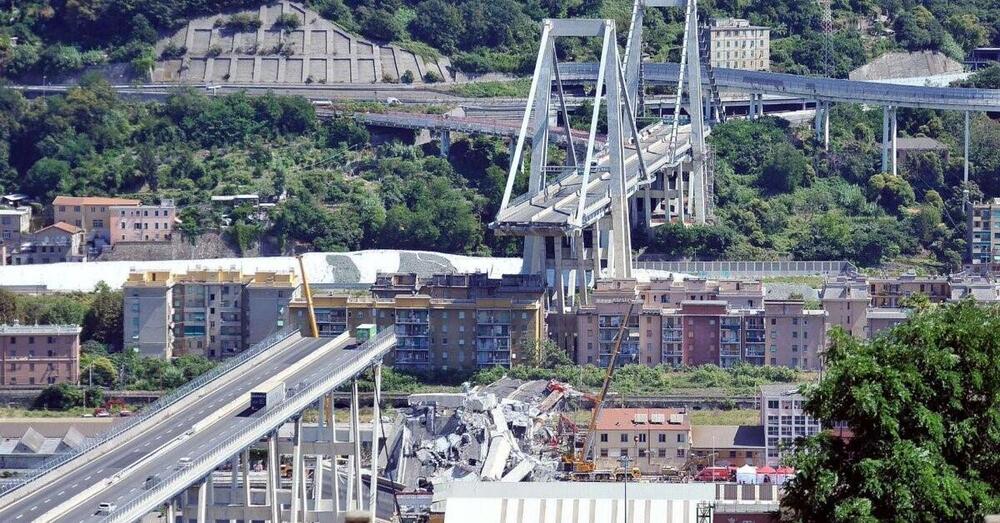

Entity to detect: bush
[423,70,443,83]
[274,13,302,31]
[224,13,263,32]
[160,42,187,59]
[34,383,84,410]
[400,70,415,84]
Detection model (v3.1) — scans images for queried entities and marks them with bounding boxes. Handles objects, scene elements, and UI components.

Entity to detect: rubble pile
[392,378,576,491]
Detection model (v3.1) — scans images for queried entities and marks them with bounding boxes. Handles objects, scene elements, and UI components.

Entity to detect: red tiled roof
[52,196,141,207]
[38,222,84,235]
[594,408,689,431]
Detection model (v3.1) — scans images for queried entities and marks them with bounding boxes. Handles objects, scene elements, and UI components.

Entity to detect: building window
[676,448,686,458]
[658,433,666,443]
[620,434,628,443]
[637,433,646,443]
[600,449,608,457]
[600,433,608,442]
[28,336,34,344]
[677,433,686,443]
[9,337,14,344]
[658,448,666,458]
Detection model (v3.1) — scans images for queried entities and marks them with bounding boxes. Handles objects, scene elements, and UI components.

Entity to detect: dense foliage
[641,103,1000,269]
[0,285,123,349]
[0,81,522,255]
[782,300,1000,521]
[3,0,998,77]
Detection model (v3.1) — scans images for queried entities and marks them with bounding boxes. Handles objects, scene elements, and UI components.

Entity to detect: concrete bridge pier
[438,130,451,157]
[881,105,898,175]
[814,101,830,151]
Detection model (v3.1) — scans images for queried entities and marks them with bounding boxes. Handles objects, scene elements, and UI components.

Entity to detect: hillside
[1,1,998,79]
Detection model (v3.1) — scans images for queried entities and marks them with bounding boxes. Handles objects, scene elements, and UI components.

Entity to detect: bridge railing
[103,329,397,523]
[634,259,858,277]
[0,328,298,497]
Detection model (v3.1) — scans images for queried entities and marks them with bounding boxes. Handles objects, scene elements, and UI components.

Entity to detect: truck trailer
[250,382,286,412]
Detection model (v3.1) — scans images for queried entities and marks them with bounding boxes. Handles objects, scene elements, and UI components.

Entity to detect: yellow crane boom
[574,299,638,471]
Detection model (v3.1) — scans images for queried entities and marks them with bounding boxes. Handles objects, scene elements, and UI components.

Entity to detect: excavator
[561,300,641,481]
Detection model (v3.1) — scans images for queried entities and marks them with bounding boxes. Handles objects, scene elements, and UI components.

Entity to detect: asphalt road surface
[0,335,334,522]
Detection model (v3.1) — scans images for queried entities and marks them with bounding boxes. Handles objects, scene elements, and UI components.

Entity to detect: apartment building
[708,18,770,71]
[763,300,825,369]
[109,200,177,245]
[576,279,818,370]
[591,408,691,474]
[869,273,950,307]
[969,198,1000,269]
[760,384,822,466]
[123,269,298,359]
[0,325,81,387]
[9,222,86,265]
[820,276,870,338]
[52,196,140,244]
[289,273,546,373]
[0,206,31,244]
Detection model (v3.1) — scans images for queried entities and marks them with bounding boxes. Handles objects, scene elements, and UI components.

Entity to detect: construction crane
[563,300,639,478]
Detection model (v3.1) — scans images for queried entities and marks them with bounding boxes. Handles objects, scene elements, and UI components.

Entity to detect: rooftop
[52,196,141,207]
[0,324,81,335]
[895,136,948,151]
[691,425,765,449]
[594,408,689,431]
[37,222,84,235]
[759,383,806,397]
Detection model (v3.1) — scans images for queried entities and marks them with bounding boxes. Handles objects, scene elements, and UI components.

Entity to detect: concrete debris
[390,377,578,498]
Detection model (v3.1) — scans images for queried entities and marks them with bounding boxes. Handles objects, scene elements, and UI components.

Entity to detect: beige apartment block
[52,196,141,244]
[708,18,770,71]
[124,269,298,359]
[289,273,547,373]
[591,408,691,475]
[109,201,177,245]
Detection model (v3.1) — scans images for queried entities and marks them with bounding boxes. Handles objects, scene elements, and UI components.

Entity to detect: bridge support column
[575,230,588,306]
[369,361,382,523]
[291,416,304,523]
[814,101,830,151]
[196,478,208,523]
[964,110,971,210]
[676,167,685,223]
[643,186,653,236]
[439,130,451,157]
[166,497,176,523]
[882,106,890,173]
[268,431,280,523]
[891,106,898,177]
[591,220,602,280]
[553,235,566,313]
[242,448,251,507]
[328,391,341,514]
[350,378,363,511]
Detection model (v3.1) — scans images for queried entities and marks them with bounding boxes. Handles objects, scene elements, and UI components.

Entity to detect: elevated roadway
[338,110,601,144]
[494,121,690,235]
[562,62,1000,112]
[0,331,388,522]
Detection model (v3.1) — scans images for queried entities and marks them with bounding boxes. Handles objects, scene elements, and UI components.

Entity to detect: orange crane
[563,300,638,478]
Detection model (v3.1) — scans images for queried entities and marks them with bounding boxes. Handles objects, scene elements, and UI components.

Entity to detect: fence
[0,328,297,498]
[634,260,857,278]
[103,329,396,523]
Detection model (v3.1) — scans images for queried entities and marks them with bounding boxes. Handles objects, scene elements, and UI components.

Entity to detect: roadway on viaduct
[0,334,346,522]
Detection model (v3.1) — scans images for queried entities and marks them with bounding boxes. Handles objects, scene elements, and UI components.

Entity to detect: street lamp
[618,452,632,522]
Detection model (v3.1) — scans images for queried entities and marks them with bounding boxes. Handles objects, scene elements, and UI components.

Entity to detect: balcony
[396,311,429,324]
[477,352,511,367]
[477,311,511,324]
[395,324,429,337]
[720,345,741,358]
[745,331,765,343]
[477,325,510,337]
[477,339,510,352]
[395,351,431,365]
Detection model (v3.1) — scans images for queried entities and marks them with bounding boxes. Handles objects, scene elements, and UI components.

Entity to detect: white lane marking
[14,514,22,519]
[84,475,91,481]
[29,506,36,511]
[57,490,64,496]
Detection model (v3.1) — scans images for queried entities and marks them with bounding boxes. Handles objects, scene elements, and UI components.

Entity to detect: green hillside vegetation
[0,78,524,256]
[638,66,1000,270]
[2,1,998,78]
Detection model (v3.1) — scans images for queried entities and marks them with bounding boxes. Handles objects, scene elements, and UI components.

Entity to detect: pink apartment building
[109,200,177,245]
[0,325,81,387]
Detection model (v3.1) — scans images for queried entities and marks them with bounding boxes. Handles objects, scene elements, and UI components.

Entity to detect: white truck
[250,382,286,412]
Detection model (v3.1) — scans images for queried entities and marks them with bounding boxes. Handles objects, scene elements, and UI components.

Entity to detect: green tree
[758,142,812,194]
[783,301,1000,521]
[80,353,117,388]
[82,282,123,349]
[23,158,71,200]
[0,289,17,324]
[410,0,463,53]
[34,383,84,410]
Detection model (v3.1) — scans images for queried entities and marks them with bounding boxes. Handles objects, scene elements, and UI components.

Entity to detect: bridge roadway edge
[0,332,305,512]
[102,331,396,523]
[40,332,353,523]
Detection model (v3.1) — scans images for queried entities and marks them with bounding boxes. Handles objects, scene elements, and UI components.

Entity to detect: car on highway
[178,457,193,469]
[97,502,116,514]
[119,409,132,417]
[144,474,161,490]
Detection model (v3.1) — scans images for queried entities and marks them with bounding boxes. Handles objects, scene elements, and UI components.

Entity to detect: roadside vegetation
[783,300,1000,520]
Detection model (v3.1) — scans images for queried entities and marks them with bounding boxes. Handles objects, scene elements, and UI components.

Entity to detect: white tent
[735,464,758,484]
